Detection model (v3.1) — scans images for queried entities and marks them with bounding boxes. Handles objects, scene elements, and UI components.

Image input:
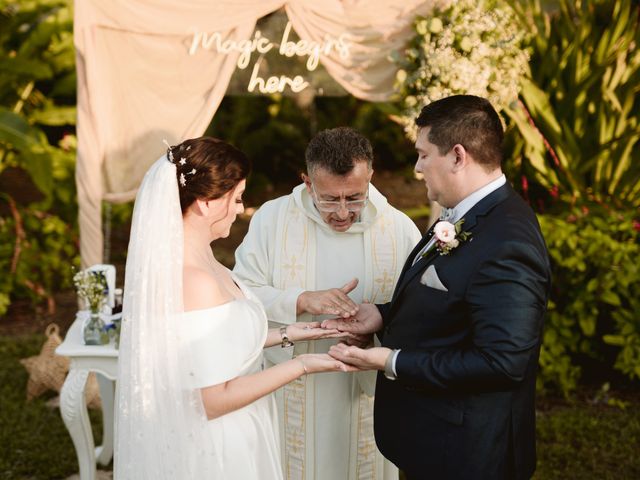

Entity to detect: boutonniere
[423,219,472,258]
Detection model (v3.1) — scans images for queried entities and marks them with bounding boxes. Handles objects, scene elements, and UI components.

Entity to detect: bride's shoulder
[183,266,232,311]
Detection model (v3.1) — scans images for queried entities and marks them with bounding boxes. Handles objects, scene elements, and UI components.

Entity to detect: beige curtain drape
[75,0,443,266]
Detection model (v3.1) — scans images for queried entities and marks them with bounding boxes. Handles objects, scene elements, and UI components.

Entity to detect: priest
[234,127,420,480]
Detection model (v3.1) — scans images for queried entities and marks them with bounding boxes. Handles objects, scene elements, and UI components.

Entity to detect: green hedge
[538,206,640,395]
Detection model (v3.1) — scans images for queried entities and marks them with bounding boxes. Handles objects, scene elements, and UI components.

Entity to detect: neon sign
[189,22,351,94]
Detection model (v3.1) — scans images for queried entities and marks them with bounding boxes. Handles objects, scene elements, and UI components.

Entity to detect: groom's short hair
[305,127,373,176]
[416,95,504,170]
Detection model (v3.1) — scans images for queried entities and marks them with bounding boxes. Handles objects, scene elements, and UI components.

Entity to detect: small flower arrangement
[73,269,108,314]
[393,0,530,139]
[424,219,472,257]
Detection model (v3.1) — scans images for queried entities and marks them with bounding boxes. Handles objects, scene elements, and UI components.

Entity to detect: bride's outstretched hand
[287,321,352,342]
[296,353,360,374]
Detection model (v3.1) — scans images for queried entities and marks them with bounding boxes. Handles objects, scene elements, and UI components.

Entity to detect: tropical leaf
[50,71,76,97]
[19,148,54,197]
[30,105,76,126]
[0,107,47,150]
[506,0,640,208]
[0,57,53,80]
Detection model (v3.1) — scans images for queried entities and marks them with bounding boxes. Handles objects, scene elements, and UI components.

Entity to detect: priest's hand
[328,343,391,371]
[321,303,383,335]
[286,322,351,342]
[296,278,359,318]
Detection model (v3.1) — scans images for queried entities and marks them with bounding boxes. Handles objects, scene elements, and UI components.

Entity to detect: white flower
[416,20,428,35]
[73,270,107,313]
[393,0,530,133]
[405,95,418,107]
[429,18,444,34]
[434,221,456,242]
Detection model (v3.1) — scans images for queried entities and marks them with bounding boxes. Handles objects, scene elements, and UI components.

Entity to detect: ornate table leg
[60,368,96,480]
[95,374,114,465]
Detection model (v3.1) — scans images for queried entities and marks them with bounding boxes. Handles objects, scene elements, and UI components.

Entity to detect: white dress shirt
[389,174,507,378]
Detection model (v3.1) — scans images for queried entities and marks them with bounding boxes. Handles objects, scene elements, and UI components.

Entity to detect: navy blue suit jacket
[374,183,551,480]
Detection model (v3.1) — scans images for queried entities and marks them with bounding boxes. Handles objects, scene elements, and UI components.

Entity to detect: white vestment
[234,183,421,480]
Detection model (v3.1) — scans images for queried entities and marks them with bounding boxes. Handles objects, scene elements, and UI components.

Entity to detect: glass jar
[83,311,108,345]
[113,316,122,349]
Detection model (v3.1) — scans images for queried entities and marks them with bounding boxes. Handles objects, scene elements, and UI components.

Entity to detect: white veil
[114,155,222,478]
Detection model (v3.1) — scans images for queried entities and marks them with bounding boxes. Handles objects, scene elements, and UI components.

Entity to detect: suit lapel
[457,182,512,232]
[388,183,514,307]
[391,222,437,303]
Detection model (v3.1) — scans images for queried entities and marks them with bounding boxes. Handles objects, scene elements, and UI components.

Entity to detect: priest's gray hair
[305,127,373,176]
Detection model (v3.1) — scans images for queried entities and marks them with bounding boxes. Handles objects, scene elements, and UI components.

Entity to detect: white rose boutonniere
[424,219,472,257]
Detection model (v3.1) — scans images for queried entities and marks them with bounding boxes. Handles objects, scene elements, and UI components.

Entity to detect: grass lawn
[1,333,639,479]
[534,392,640,480]
[0,334,103,480]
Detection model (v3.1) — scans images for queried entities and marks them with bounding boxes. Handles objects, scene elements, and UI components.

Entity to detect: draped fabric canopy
[75,0,444,266]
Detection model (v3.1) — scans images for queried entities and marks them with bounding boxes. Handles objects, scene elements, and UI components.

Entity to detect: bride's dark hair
[167,136,251,213]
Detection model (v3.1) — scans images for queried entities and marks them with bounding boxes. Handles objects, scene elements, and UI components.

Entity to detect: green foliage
[538,206,640,395]
[506,0,640,209]
[0,0,79,317]
[0,202,79,314]
[0,334,103,479]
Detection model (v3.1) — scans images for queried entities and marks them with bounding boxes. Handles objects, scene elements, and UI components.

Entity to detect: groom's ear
[451,144,468,173]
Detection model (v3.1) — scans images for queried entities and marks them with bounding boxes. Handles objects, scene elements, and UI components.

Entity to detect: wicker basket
[20,323,102,409]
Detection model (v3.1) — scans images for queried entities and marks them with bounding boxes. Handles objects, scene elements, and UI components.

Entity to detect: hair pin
[163,139,175,163]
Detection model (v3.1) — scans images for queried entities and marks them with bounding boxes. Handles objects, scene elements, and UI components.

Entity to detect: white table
[56,315,118,480]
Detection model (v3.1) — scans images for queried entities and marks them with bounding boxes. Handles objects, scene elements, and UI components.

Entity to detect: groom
[325,95,551,479]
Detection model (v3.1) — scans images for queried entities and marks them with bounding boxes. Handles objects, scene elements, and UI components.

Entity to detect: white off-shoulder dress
[179,275,283,479]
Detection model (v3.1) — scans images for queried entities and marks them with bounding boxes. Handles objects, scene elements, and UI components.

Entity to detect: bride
[115,137,352,479]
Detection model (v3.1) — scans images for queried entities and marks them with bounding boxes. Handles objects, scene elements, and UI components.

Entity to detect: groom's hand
[328,343,390,371]
[341,333,374,348]
[321,303,383,334]
[296,278,359,318]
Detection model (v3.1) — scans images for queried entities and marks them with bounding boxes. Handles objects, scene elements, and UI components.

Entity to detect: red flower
[633,220,640,232]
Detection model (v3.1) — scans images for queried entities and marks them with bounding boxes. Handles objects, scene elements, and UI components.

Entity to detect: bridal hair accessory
[163,139,175,163]
[178,168,197,187]
[163,139,197,187]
